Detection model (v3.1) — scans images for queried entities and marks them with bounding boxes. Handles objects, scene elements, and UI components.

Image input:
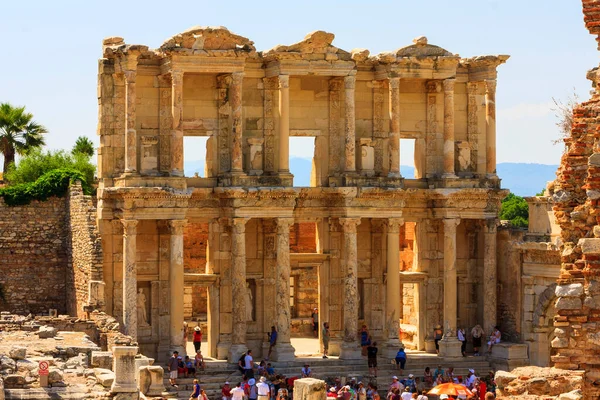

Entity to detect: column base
[438,337,463,359]
[228,343,248,364]
[339,342,361,360]
[110,383,138,394]
[217,342,231,361]
[382,338,404,359]
[270,342,296,361]
[441,173,457,179]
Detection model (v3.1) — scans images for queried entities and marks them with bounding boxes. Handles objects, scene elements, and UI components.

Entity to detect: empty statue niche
[289,136,326,187]
[183,136,210,177]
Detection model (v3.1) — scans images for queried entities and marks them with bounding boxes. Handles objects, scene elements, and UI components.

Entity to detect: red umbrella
[428,383,473,397]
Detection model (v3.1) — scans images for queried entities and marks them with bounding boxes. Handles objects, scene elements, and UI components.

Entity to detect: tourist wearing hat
[400,386,412,400]
[246,378,258,400]
[471,324,484,356]
[222,381,232,400]
[404,374,416,392]
[257,376,270,400]
[301,363,312,378]
[433,325,443,354]
[231,382,245,400]
[388,376,404,399]
[466,369,476,389]
[193,325,203,353]
[357,381,366,400]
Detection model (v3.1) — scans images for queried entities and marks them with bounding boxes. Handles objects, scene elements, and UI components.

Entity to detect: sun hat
[392,376,398,380]
[248,379,256,385]
[469,369,475,374]
[260,377,266,382]
[225,381,230,385]
[194,326,201,331]
[440,395,449,400]
[408,374,414,378]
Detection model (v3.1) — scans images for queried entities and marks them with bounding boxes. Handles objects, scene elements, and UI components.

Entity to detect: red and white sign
[39,361,49,376]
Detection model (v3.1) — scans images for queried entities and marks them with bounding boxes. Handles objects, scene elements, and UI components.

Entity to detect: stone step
[4,388,107,400]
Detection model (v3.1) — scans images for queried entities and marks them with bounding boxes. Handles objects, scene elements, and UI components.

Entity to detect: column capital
[443,78,456,92]
[171,69,184,85]
[232,217,249,234]
[168,219,187,235]
[467,81,479,94]
[386,218,405,233]
[482,218,499,233]
[278,75,290,89]
[339,217,361,233]
[121,220,138,236]
[231,71,244,85]
[344,74,356,89]
[426,80,441,93]
[443,218,460,231]
[276,218,294,234]
[124,69,136,84]
[485,79,497,94]
[388,76,401,89]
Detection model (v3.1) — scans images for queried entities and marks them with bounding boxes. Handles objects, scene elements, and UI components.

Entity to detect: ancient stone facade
[96,26,509,362]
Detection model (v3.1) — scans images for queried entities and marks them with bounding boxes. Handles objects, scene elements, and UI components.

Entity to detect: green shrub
[500,193,529,228]
[0,168,91,206]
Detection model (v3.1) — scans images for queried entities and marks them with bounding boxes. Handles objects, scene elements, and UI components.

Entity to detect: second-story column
[388,77,401,177]
[483,219,498,334]
[339,217,361,359]
[121,219,138,340]
[485,79,497,177]
[171,70,184,177]
[383,218,404,357]
[443,79,456,178]
[228,217,249,362]
[124,61,138,175]
[169,219,186,355]
[344,74,356,173]
[278,75,290,175]
[439,218,462,358]
[273,218,296,360]
[231,72,244,173]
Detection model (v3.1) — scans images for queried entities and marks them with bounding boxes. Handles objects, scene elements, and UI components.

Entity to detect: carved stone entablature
[141,135,159,145]
[460,55,510,81]
[159,26,256,56]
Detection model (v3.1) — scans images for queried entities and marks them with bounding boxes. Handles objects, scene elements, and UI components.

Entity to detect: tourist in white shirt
[231,382,246,400]
[257,377,270,400]
[301,364,312,378]
[466,369,476,389]
[457,328,467,357]
[400,387,412,400]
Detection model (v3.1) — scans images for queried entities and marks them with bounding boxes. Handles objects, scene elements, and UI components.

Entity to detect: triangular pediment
[160,26,255,52]
[265,30,350,57]
[394,36,455,58]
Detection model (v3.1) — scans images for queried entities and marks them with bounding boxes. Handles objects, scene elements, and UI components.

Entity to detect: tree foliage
[5,149,95,186]
[500,193,529,228]
[0,103,47,173]
[72,136,95,157]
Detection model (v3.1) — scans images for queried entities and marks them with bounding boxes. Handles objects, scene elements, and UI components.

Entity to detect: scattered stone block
[3,374,25,387]
[37,326,57,339]
[48,368,63,384]
[94,368,115,388]
[139,365,164,396]
[91,351,114,370]
[9,346,26,360]
[293,378,327,400]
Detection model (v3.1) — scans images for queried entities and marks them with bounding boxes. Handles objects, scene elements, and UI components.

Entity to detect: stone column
[278,75,290,174]
[228,217,249,362]
[168,220,186,355]
[439,218,462,358]
[171,70,184,177]
[110,346,139,393]
[388,77,401,177]
[121,220,138,340]
[443,79,456,178]
[339,217,361,359]
[273,218,296,360]
[231,72,244,174]
[124,68,138,174]
[483,219,498,334]
[383,218,404,357]
[344,74,356,173]
[485,79,497,177]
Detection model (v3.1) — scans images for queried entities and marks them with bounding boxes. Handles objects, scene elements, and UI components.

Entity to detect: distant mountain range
[183,159,558,197]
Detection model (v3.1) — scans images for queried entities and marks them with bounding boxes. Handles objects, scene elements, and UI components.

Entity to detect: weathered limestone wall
[0,197,68,315]
[66,182,104,318]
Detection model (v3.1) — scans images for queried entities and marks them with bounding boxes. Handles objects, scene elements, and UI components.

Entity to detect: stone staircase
[163,353,492,400]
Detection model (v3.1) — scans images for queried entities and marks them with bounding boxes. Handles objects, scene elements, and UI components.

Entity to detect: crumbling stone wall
[65,182,104,318]
[0,197,68,315]
[550,1,600,396]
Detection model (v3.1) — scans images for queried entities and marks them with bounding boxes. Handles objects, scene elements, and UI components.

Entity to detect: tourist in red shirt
[193,326,203,353]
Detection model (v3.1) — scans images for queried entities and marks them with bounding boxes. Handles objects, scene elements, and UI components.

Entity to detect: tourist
[193,325,203,353]
[338,386,352,400]
[404,374,416,392]
[190,378,201,400]
[277,387,289,400]
[246,378,258,400]
[231,382,245,400]
[394,347,407,374]
[433,365,444,382]
[195,350,205,374]
[484,393,494,400]
[416,390,428,400]
[400,387,412,400]
[439,395,449,400]
[357,381,366,400]
[366,382,378,400]
[414,377,426,393]
[445,367,455,383]
[388,376,404,398]
[466,369,476,389]
[267,326,278,360]
[477,378,487,400]
[238,352,247,375]
[257,376,270,400]
[199,388,209,400]
[322,322,330,359]
[471,325,484,356]
[177,355,187,377]
[457,327,467,357]
[360,325,371,356]
[301,363,312,378]
[487,326,501,353]
[266,363,275,376]
[367,341,378,376]
[433,325,443,354]
[312,308,319,338]
[257,360,267,376]
[388,388,401,400]
[423,367,433,387]
[244,350,255,378]
[222,382,232,400]
[185,355,196,377]
[167,351,179,387]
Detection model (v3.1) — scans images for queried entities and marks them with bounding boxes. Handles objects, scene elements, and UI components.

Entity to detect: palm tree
[72,136,95,157]
[0,103,47,173]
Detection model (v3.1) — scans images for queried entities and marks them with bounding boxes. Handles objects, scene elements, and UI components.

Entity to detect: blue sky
[0,0,596,165]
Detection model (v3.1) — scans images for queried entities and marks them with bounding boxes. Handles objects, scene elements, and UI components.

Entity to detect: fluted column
[278,75,290,174]
[228,217,249,362]
[344,74,356,173]
[339,217,361,359]
[121,219,138,340]
[124,68,138,174]
[388,77,401,177]
[443,79,456,178]
[273,218,296,360]
[383,218,404,357]
[169,219,186,354]
[485,79,497,177]
[439,218,462,358]
[231,72,244,173]
[171,70,184,177]
[483,219,498,333]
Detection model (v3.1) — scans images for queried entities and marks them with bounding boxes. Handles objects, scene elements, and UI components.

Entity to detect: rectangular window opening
[184,136,209,177]
[289,136,317,187]
[400,138,417,178]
